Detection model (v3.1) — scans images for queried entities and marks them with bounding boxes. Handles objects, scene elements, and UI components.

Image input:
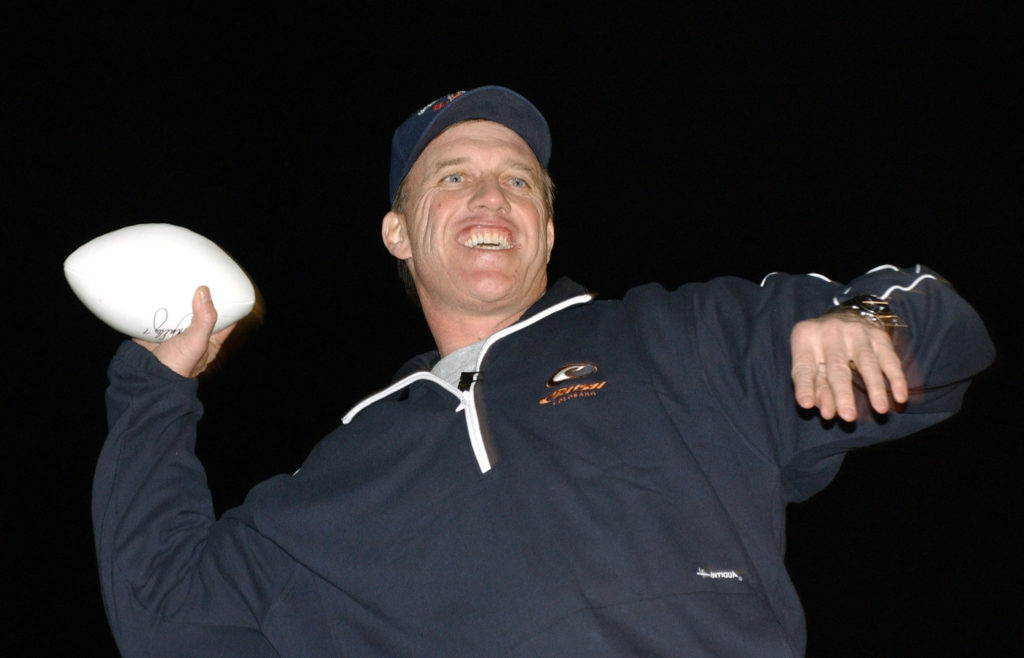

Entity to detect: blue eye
[508,177,526,188]
[443,173,464,184]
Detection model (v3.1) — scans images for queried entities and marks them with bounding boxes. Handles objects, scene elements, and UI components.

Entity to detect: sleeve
[763,265,993,500]
[632,264,994,503]
[92,341,289,656]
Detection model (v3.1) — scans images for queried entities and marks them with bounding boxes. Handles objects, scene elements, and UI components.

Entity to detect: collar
[393,277,592,380]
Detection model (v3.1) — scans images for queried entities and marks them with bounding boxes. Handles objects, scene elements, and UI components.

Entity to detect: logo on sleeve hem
[696,568,744,582]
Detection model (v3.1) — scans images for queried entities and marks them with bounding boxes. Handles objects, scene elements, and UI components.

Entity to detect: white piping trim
[759,272,780,287]
[806,272,833,282]
[476,293,595,367]
[463,393,491,472]
[879,274,937,300]
[866,264,900,274]
[464,292,595,472]
[342,372,463,425]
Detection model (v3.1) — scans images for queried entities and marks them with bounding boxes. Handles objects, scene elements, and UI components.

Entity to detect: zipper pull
[458,371,481,392]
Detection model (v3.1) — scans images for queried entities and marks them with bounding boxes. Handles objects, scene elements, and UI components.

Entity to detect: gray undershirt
[431,339,486,388]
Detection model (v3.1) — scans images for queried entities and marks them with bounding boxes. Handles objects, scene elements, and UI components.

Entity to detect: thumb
[187,285,219,339]
[134,286,224,378]
[154,286,219,378]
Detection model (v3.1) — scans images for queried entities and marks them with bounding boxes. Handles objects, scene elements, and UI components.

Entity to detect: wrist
[823,295,908,331]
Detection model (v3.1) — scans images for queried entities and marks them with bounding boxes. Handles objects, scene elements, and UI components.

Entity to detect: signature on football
[140,307,192,342]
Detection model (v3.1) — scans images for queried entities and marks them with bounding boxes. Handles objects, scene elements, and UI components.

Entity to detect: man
[94,86,993,655]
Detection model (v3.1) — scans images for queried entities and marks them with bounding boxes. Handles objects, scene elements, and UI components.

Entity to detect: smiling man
[382,117,555,355]
[93,86,994,656]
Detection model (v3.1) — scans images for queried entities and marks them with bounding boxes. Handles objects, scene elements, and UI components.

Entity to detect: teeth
[463,229,512,249]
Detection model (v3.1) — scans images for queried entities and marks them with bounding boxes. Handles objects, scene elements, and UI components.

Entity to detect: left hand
[790,311,908,421]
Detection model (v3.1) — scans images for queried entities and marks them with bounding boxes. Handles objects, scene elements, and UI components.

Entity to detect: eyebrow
[431,157,469,173]
[504,160,540,176]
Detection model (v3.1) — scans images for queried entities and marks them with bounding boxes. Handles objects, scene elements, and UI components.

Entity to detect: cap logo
[416,91,466,117]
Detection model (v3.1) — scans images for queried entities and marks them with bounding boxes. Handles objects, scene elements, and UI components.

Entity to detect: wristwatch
[825,295,908,331]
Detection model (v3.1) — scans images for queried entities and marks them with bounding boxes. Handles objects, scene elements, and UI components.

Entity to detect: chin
[466,270,545,306]
[467,280,517,303]
[454,267,509,293]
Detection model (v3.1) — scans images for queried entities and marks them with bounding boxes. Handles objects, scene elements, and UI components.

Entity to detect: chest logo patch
[546,362,598,386]
[540,361,607,406]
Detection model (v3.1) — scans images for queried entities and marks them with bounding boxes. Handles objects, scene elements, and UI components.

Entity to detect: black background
[6,4,1020,655]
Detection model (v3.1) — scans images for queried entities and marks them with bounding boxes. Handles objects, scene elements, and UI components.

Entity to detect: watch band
[825,295,908,330]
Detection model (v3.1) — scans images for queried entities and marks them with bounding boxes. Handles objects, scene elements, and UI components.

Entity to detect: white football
[64,223,256,342]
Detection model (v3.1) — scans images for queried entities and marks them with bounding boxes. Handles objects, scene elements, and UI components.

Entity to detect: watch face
[832,296,907,330]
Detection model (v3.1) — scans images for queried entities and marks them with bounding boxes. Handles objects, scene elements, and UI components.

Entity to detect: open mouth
[460,228,513,250]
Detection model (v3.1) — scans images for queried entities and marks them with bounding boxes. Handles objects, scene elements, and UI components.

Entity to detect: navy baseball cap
[389,85,551,203]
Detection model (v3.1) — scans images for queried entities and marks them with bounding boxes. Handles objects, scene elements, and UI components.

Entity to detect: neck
[413,275,550,358]
[423,304,533,358]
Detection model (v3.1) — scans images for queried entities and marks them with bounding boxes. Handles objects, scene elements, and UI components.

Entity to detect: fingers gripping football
[134,286,235,379]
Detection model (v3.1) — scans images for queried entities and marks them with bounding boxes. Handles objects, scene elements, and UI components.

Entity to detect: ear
[544,216,555,262]
[382,211,412,260]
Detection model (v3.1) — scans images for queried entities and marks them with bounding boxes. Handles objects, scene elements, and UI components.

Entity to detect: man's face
[383,120,554,319]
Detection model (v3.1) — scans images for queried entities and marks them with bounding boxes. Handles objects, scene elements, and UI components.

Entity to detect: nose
[470,176,510,213]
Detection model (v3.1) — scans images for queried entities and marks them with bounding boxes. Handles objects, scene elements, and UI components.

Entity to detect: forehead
[413,120,540,171]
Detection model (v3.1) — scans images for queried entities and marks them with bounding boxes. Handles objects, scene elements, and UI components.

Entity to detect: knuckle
[791,363,814,377]
[826,361,850,376]
[855,348,879,365]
